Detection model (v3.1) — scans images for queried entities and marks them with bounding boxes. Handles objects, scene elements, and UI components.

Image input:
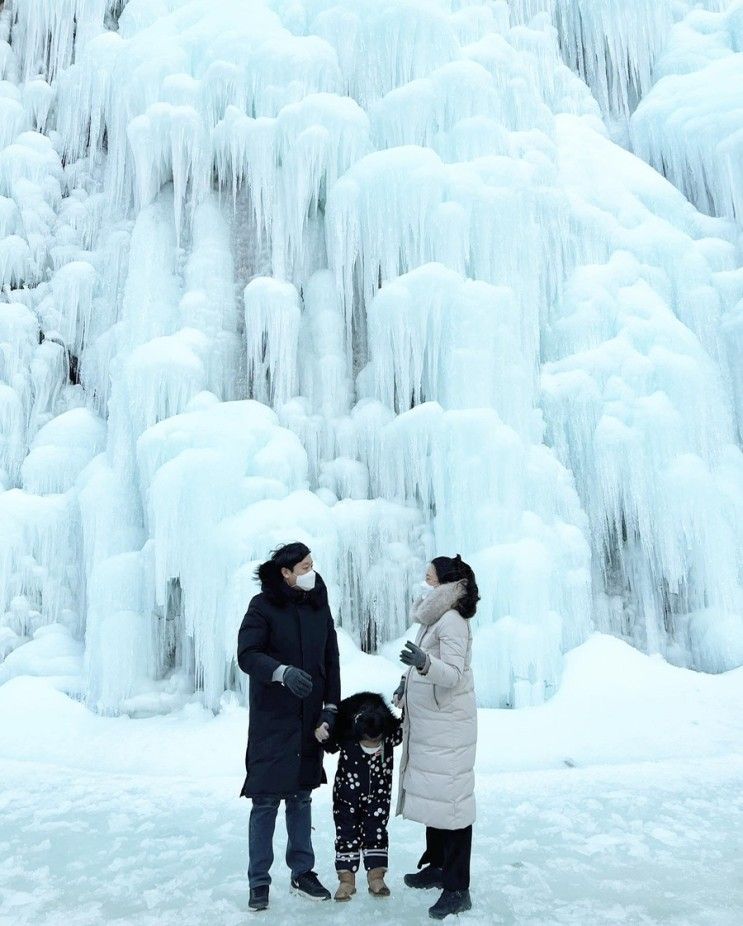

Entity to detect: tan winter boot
[335,870,356,902]
[367,868,391,897]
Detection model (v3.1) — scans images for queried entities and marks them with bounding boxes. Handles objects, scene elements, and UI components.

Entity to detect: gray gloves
[400,640,427,672]
[283,666,313,698]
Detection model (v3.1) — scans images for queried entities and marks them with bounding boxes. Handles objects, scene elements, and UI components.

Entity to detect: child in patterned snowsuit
[323,691,403,901]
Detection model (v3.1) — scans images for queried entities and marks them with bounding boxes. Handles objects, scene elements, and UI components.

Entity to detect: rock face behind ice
[0,0,741,714]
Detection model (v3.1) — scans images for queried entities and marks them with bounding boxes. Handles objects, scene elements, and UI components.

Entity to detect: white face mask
[295,570,316,591]
[360,742,382,756]
[419,580,434,596]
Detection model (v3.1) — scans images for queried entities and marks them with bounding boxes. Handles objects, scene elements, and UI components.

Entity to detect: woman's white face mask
[419,579,434,596]
[295,570,316,591]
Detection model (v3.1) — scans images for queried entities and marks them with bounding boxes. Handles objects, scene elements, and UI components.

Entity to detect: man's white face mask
[295,570,317,591]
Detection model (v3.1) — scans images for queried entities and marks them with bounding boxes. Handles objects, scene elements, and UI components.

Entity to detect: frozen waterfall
[0,0,741,715]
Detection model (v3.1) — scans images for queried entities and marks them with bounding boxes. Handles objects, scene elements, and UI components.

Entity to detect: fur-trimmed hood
[333,691,400,741]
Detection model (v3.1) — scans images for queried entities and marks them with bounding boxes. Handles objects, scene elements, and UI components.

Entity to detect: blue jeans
[248,790,314,888]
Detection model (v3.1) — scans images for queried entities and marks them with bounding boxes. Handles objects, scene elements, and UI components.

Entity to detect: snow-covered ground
[2,634,742,925]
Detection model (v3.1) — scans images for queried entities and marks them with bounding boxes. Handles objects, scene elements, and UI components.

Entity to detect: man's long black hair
[255,542,312,599]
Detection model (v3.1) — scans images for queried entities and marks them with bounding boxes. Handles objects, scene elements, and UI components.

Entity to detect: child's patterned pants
[333,795,389,872]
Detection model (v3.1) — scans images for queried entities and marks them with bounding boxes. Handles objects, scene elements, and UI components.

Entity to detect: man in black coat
[237,542,341,912]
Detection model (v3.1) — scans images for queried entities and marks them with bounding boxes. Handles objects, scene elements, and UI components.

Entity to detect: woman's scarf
[410,581,465,626]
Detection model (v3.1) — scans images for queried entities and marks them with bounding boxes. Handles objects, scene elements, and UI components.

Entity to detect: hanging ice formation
[0,0,741,714]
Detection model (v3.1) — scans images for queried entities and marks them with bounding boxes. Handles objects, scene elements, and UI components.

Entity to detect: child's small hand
[315,722,330,742]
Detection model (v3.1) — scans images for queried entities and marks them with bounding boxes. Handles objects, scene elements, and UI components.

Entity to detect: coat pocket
[432,684,454,710]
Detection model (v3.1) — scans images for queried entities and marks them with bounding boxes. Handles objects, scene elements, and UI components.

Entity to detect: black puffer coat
[237,573,341,798]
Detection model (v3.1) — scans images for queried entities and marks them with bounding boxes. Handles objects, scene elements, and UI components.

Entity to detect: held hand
[392,676,406,707]
[400,640,427,672]
[283,666,313,699]
[314,707,336,742]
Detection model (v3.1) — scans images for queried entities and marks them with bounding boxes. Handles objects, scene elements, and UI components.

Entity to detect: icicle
[274,92,371,277]
[311,0,459,106]
[244,277,301,408]
[331,498,425,649]
[298,269,352,419]
[630,4,743,223]
[542,251,743,670]
[364,262,538,437]
[12,0,108,82]
[212,107,276,242]
[180,193,241,401]
[50,260,97,356]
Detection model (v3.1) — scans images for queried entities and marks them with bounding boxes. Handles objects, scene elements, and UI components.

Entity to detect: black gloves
[283,666,313,698]
[316,708,337,731]
[400,640,427,671]
[392,676,406,706]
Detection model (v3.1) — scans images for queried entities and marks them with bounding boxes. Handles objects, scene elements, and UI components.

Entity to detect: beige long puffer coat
[396,581,477,830]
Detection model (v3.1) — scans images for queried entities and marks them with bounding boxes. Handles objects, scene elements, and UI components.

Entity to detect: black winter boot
[404,865,444,889]
[428,889,472,919]
[248,885,269,912]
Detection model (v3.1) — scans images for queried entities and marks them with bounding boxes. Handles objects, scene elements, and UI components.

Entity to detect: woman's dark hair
[256,542,310,586]
[431,554,479,619]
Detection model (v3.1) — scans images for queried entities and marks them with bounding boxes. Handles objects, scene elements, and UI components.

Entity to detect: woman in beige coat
[394,554,478,921]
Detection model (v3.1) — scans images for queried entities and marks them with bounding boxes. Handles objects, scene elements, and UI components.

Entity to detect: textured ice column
[54,30,123,167]
[124,330,209,439]
[84,550,154,714]
[325,145,446,340]
[21,408,105,495]
[310,0,460,106]
[104,191,182,485]
[553,0,674,126]
[136,401,310,709]
[127,102,210,239]
[12,0,108,81]
[298,269,352,419]
[364,262,538,437]
[0,86,28,148]
[543,114,743,666]
[116,191,181,351]
[329,142,559,327]
[331,498,424,649]
[244,277,301,408]
[0,490,78,632]
[49,261,97,356]
[542,252,743,668]
[180,194,242,401]
[630,5,743,223]
[0,132,63,286]
[369,59,504,151]
[212,107,276,242]
[273,92,371,277]
[0,303,38,483]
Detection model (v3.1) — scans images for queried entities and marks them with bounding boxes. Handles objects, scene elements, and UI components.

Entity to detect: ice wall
[0,0,741,714]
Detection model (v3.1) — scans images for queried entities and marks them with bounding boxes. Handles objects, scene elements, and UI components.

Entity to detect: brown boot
[367,868,390,897]
[335,870,356,902]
